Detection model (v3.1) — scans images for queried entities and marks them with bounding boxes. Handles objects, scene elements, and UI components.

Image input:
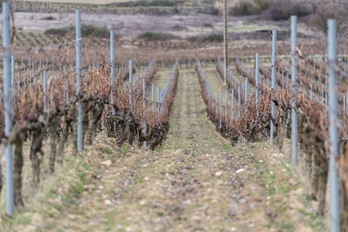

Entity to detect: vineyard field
[1,0,348,231]
[3,66,326,232]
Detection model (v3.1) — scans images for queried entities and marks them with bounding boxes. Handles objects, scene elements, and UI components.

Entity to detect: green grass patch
[138,32,177,41]
[304,194,315,202]
[297,208,326,229]
[188,34,224,43]
[71,181,85,195]
[221,143,233,152]
[45,27,71,37]
[104,210,129,229]
[49,202,64,213]
[81,161,92,172]
[45,25,110,38]
[278,182,292,193]
[154,146,163,152]
[201,116,210,124]
[61,164,87,205]
[81,25,109,38]
[202,34,223,43]
[2,156,92,230]
[146,0,178,7]
[99,146,114,155]
[12,213,31,226]
[77,171,87,184]
[41,15,56,21]
[134,175,145,184]
[297,208,312,217]
[280,222,294,230]
[254,163,277,196]
[46,187,58,200]
[71,160,90,195]
[120,144,130,154]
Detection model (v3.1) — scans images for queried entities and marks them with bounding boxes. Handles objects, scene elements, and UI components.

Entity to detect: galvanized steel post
[3,0,14,216]
[44,71,47,111]
[291,15,298,166]
[245,77,248,104]
[142,78,147,147]
[255,53,260,105]
[346,90,348,116]
[270,29,277,145]
[219,93,222,129]
[231,89,234,120]
[110,31,116,134]
[76,9,83,152]
[11,55,14,87]
[158,86,161,117]
[225,90,228,122]
[238,85,241,119]
[152,84,155,111]
[216,92,218,116]
[129,59,133,112]
[328,19,340,232]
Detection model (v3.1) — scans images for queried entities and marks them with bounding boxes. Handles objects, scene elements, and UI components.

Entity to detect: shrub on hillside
[224,0,270,16]
[259,1,311,21]
[307,3,348,34]
[45,25,110,39]
[231,1,258,16]
[146,0,177,7]
[45,28,70,37]
[187,34,223,43]
[218,0,310,18]
[81,25,109,38]
[203,34,223,42]
[253,0,272,12]
[138,32,177,41]
[41,16,56,21]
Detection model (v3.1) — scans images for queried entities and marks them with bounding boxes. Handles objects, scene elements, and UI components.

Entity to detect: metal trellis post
[291,15,298,166]
[328,18,340,232]
[3,0,14,216]
[143,78,147,147]
[76,9,83,152]
[110,31,117,134]
[129,59,133,112]
[270,29,277,145]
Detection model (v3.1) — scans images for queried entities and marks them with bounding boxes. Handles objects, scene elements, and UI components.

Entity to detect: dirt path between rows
[7,68,325,232]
